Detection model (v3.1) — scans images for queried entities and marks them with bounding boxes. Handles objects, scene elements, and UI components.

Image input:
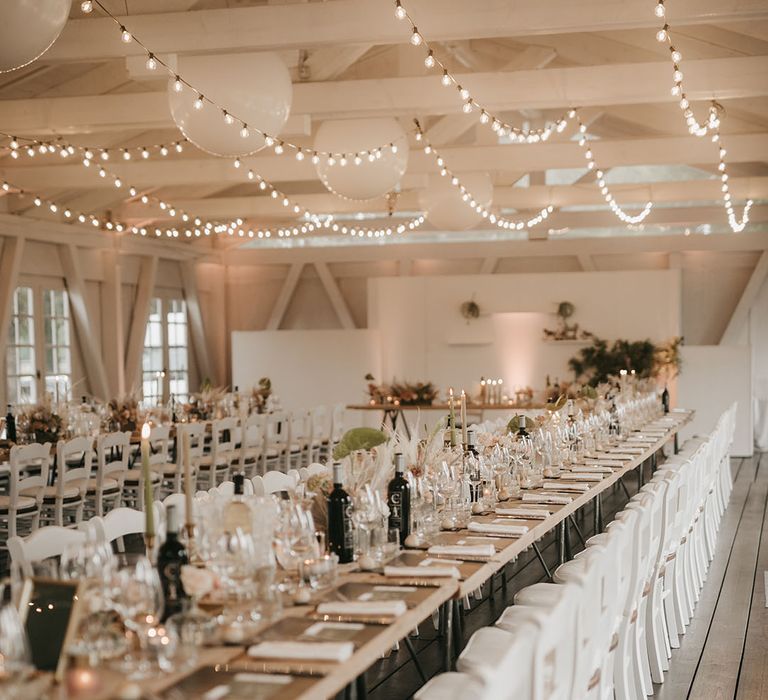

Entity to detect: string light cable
[78,0,411,168]
[653,1,753,231]
[394,0,577,143]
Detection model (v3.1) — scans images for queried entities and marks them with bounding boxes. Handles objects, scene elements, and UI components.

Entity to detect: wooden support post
[180,260,213,383]
[314,261,356,329]
[0,236,25,408]
[720,250,768,344]
[58,243,111,400]
[124,255,158,393]
[266,263,303,330]
[101,248,125,397]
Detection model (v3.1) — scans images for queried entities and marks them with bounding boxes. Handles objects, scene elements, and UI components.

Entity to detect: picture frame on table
[17,577,84,681]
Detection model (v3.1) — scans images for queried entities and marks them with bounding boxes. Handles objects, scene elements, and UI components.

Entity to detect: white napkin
[495,507,551,519]
[316,600,407,617]
[601,450,638,458]
[468,521,528,537]
[627,436,657,443]
[427,544,495,557]
[544,481,590,492]
[571,466,614,474]
[522,493,572,505]
[383,565,460,579]
[248,641,354,662]
[585,459,625,468]
[558,473,603,481]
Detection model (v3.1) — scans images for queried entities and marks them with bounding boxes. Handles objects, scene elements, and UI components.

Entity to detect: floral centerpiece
[365,374,439,406]
[22,399,62,443]
[250,377,272,414]
[184,380,227,421]
[108,395,140,432]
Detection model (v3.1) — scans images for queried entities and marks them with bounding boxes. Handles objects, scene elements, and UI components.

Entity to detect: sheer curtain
[751,275,768,451]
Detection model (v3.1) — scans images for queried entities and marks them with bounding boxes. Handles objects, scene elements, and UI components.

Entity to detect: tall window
[142,297,189,406]
[6,286,72,405]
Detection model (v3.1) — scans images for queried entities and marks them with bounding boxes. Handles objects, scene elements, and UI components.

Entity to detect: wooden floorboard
[735,452,768,700]
[654,457,754,700]
[688,453,768,700]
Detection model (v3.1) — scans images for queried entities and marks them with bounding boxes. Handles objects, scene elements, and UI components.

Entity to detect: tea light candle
[66,668,100,695]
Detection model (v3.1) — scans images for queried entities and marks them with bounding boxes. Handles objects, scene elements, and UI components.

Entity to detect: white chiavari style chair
[83,503,164,549]
[262,411,291,473]
[1,443,50,542]
[197,417,238,489]
[7,525,86,578]
[415,672,487,699]
[238,413,265,477]
[88,431,130,517]
[262,469,299,495]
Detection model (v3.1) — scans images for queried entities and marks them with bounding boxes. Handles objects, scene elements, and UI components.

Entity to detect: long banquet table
[58,409,693,700]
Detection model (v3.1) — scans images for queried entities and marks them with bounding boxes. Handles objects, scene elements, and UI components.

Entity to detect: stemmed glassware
[0,604,32,699]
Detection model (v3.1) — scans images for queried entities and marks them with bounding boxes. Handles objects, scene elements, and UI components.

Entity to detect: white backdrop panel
[677,345,753,457]
[369,270,682,394]
[232,329,381,411]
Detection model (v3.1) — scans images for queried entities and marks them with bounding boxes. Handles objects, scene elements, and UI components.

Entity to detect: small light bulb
[441,70,451,87]
[395,1,406,20]
[175,142,183,152]
[673,69,683,82]
[122,149,131,160]
[160,146,168,156]
[656,26,668,42]
[240,125,249,138]
[424,50,435,68]
[410,28,422,45]
[80,1,93,12]
[141,148,149,159]
[274,142,284,155]
[194,94,204,110]
[654,2,665,18]
[223,111,234,125]
[671,49,682,62]
[296,149,304,161]
[146,54,157,71]
[173,76,183,92]
[120,27,132,43]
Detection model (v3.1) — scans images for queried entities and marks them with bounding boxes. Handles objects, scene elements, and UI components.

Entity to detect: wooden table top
[348,402,546,411]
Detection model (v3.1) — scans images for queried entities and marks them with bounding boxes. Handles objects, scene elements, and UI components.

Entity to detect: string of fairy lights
[0,0,757,241]
[650,0,753,232]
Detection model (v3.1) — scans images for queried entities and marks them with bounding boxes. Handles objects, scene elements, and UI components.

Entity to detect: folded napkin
[248,641,354,662]
[544,481,590,492]
[558,473,603,482]
[571,466,614,474]
[522,492,572,505]
[495,507,551,519]
[383,565,460,579]
[427,544,495,558]
[316,600,407,617]
[468,521,528,537]
[585,459,625,468]
[627,436,657,443]
[599,452,636,459]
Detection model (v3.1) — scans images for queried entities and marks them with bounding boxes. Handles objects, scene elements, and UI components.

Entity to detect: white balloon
[314,118,409,201]
[168,53,292,157]
[0,0,71,73]
[419,173,493,230]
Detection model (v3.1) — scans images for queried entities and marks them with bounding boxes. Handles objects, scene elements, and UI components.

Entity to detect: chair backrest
[216,479,255,497]
[310,405,331,444]
[251,475,266,497]
[162,492,188,523]
[176,422,206,470]
[505,582,581,700]
[7,526,86,577]
[299,462,330,482]
[56,436,94,492]
[149,424,171,466]
[210,417,238,458]
[97,431,132,482]
[239,413,265,468]
[263,470,297,495]
[264,411,290,453]
[9,442,53,503]
[85,503,164,544]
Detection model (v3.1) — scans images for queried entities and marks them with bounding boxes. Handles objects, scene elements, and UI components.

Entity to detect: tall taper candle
[460,390,468,450]
[141,422,155,538]
[448,387,456,448]
[182,429,193,531]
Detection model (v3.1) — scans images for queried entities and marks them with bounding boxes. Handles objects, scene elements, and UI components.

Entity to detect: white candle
[460,390,467,449]
[141,422,155,537]
[182,429,193,531]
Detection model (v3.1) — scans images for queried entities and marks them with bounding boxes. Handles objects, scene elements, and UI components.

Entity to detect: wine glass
[0,604,32,698]
[111,558,165,678]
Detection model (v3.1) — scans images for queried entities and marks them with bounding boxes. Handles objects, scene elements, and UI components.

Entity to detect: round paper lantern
[168,53,292,157]
[419,173,493,230]
[0,0,71,73]
[314,118,409,200]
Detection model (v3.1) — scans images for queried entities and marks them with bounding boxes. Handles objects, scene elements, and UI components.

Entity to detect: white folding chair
[198,418,238,489]
[415,672,487,699]
[262,470,299,495]
[7,526,86,578]
[1,443,49,541]
[238,413,265,477]
[39,436,93,527]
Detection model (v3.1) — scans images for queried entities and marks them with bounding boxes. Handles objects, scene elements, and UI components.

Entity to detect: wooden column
[180,260,213,383]
[124,255,158,393]
[58,243,111,400]
[101,247,126,397]
[0,236,25,408]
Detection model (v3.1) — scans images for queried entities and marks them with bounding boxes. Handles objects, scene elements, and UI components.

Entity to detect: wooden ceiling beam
[0,57,765,134]
[44,0,768,61]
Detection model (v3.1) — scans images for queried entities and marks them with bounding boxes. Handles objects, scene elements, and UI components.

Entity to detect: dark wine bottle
[609,400,621,436]
[5,404,16,443]
[466,428,479,457]
[516,414,530,439]
[157,505,189,621]
[661,385,670,414]
[387,453,410,545]
[327,463,354,564]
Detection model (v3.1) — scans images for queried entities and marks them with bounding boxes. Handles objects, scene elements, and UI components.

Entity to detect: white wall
[677,345,753,457]
[231,329,381,411]
[368,270,682,394]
